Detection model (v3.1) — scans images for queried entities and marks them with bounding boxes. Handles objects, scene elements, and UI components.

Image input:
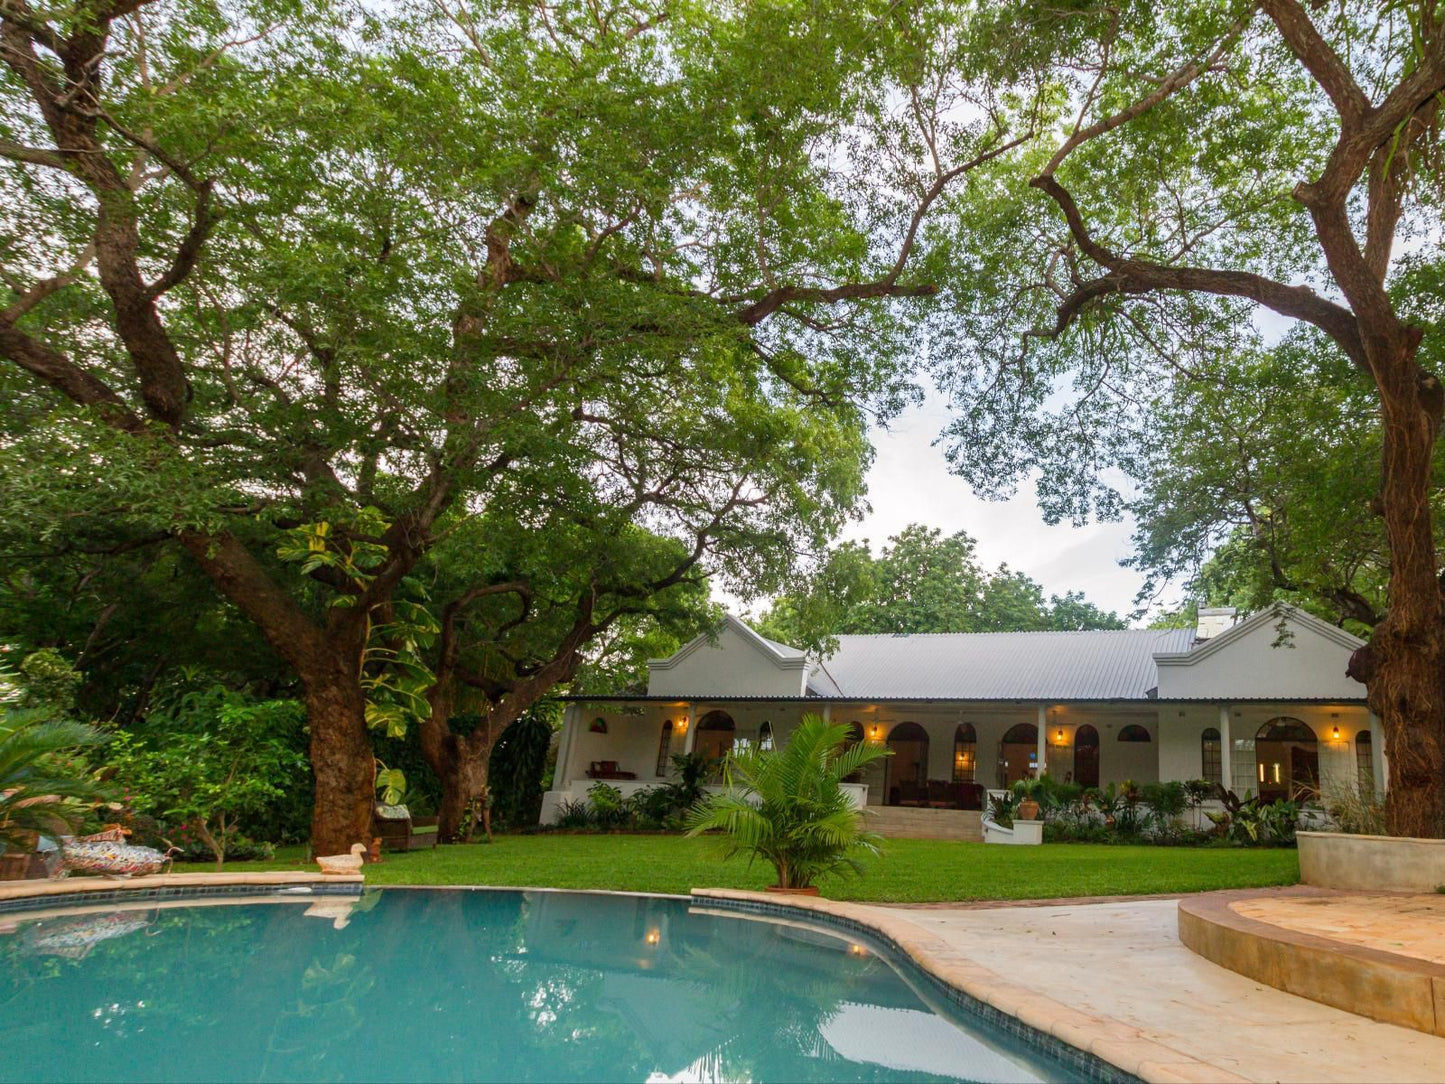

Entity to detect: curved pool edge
[0,871,362,917]
[692,888,1246,1084]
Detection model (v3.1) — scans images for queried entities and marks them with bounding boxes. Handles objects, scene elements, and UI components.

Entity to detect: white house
[541,605,1381,836]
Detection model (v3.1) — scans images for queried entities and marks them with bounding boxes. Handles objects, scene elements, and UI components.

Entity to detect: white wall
[646,619,808,698]
[1155,611,1365,701]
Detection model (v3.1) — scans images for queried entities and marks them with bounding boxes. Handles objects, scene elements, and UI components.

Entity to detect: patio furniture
[373,804,439,852]
[585,761,637,780]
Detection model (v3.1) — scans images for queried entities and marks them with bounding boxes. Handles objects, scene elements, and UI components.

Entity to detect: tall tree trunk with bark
[417,695,496,843]
[302,658,378,856]
[1353,336,1445,837]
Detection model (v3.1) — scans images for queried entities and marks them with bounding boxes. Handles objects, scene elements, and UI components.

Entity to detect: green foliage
[488,714,553,829]
[107,696,308,868]
[685,715,890,889]
[752,525,1125,650]
[0,709,115,853]
[14,650,83,716]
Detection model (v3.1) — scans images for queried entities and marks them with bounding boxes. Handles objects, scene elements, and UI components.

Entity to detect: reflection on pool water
[0,889,1076,1083]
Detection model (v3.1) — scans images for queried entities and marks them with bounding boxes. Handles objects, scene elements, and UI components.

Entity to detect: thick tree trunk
[418,700,493,843]
[304,666,376,857]
[1363,342,1445,838]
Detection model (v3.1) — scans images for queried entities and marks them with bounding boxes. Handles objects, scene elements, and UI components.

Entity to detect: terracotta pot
[1017,798,1041,822]
[765,884,821,896]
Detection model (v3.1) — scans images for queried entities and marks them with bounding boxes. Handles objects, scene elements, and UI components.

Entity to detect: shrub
[489,713,553,829]
[686,715,889,890]
[554,798,593,829]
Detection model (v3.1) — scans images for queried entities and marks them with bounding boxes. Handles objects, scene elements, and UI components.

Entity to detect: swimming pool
[0,888,1083,1082]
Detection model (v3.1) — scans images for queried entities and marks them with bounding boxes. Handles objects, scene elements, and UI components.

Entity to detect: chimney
[1195,607,1238,641]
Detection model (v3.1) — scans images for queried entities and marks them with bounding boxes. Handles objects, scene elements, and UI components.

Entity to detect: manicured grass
[179,835,1300,903]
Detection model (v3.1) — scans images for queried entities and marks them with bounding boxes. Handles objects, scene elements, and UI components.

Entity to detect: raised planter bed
[1299,830,1445,893]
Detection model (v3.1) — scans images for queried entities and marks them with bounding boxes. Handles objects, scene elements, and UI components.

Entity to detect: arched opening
[1255,717,1318,802]
[758,720,775,752]
[1074,725,1100,788]
[694,710,736,764]
[655,720,673,778]
[1355,729,1374,798]
[952,724,977,783]
[999,723,1038,787]
[1201,727,1222,787]
[886,722,930,806]
[1117,724,1151,743]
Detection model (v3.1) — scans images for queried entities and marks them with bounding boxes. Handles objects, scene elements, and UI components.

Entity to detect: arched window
[1201,727,1222,786]
[758,721,775,752]
[655,720,673,777]
[886,722,930,805]
[1117,725,1152,743]
[1255,717,1318,802]
[694,710,736,763]
[1074,725,1100,788]
[999,723,1039,786]
[952,724,977,783]
[1355,730,1374,798]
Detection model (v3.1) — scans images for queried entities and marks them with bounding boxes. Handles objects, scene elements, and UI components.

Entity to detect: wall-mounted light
[1332,725,1341,740]
[869,724,883,740]
[1056,728,1065,744]
[675,717,688,734]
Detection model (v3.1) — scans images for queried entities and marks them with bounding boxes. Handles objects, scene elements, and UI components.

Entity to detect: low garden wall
[1298,831,1445,892]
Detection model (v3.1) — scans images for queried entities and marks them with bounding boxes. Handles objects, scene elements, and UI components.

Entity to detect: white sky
[837,391,1148,621]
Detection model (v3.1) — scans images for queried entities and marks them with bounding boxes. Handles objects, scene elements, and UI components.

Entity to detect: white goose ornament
[316,842,367,875]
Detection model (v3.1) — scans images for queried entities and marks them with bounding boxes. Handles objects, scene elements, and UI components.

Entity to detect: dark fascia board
[557,694,1366,705]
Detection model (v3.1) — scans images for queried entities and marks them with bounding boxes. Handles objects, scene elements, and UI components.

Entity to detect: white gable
[1153,606,1366,701]
[646,615,809,698]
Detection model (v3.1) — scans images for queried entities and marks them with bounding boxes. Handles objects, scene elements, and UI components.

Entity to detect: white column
[1219,704,1233,793]
[681,703,697,754]
[1370,710,1387,796]
[1036,704,1048,777]
[822,702,831,724]
[555,703,582,786]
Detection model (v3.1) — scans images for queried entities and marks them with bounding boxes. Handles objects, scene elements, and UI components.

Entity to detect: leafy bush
[686,715,890,890]
[489,714,553,828]
[0,709,115,854]
[107,699,307,868]
[554,798,593,829]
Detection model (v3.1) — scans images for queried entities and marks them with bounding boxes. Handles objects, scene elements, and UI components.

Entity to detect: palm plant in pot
[0,712,113,877]
[685,715,889,895]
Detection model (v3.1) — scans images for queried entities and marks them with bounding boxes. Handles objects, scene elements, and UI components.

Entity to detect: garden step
[866,807,984,841]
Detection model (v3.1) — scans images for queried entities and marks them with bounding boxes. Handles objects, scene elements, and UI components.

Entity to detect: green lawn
[179,835,1300,903]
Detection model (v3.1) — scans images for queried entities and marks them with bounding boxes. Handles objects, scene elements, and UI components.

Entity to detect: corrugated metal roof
[805,628,1197,701]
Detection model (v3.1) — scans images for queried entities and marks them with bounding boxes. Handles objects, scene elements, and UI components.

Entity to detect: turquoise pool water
[0,889,1078,1083]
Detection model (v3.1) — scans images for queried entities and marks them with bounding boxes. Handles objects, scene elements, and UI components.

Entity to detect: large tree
[753,523,1124,648]
[1,0,1044,850]
[934,1,1445,835]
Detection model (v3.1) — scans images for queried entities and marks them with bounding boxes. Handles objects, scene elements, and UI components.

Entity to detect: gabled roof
[803,628,1196,701]
[1152,603,1365,666]
[648,613,807,673]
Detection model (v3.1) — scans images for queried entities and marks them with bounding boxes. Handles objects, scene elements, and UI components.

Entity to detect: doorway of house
[1073,724,1100,788]
[999,723,1038,786]
[1255,717,1319,802]
[885,722,929,805]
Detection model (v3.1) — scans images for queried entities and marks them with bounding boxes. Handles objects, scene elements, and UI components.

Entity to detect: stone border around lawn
[694,888,1245,1084]
[1178,887,1445,1038]
[0,871,363,915]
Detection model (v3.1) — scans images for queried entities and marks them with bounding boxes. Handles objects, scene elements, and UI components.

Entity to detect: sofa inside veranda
[888,779,986,810]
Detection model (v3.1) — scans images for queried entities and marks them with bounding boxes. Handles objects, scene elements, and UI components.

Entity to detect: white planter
[1298,830,1445,892]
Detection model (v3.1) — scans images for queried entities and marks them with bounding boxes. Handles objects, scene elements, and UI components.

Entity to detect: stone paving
[884,893,1445,1084]
[1233,892,1445,966]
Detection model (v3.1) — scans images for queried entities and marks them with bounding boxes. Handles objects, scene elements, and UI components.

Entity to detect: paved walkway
[1233,892,1445,966]
[873,894,1445,1084]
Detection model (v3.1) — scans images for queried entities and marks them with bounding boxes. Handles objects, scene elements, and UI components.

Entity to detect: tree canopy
[751,524,1125,649]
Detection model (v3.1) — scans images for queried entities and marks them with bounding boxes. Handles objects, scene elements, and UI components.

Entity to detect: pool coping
[0,871,363,915]
[693,888,1246,1084]
[1178,888,1445,1038]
